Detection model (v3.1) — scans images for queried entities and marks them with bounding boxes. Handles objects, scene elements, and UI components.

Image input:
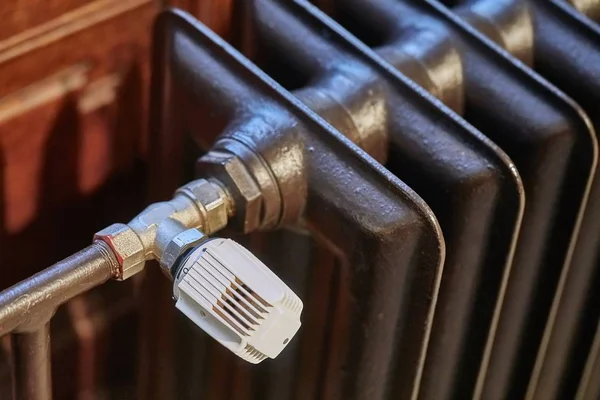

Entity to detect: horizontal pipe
[11,323,52,400]
[0,241,118,336]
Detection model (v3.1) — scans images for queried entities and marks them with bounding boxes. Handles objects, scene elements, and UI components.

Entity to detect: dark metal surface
[244,2,523,399]
[525,3,600,399]
[150,9,445,399]
[320,0,597,399]
[577,319,600,400]
[566,0,600,21]
[442,1,600,399]
[11,324,51,400]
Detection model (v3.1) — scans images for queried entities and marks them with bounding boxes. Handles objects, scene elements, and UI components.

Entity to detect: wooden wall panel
[0,0,155,286]
[0,0,91,41]
[0,0,154,99]
[0,1,234,398]
[0,0,161,397]
[0,0,237,286]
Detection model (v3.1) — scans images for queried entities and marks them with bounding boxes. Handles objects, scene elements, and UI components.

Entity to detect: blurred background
[0,1,237,397]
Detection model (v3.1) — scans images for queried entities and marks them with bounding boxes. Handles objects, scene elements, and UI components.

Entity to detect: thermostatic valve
[172,237,303,363]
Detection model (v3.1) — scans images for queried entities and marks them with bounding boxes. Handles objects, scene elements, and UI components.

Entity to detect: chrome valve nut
[177,179,230,235]
[159,228,208,276]
[94,223,146,280]
[197,151,262,233]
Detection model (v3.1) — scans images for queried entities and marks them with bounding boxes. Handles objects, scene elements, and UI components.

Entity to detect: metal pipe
[0,241,118,337]
[11,323,52,400]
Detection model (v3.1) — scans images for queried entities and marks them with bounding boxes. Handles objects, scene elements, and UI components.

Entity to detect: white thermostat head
[173,238,303,363]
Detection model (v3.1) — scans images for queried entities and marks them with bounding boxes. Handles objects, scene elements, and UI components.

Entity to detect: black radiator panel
[146,1,600,399]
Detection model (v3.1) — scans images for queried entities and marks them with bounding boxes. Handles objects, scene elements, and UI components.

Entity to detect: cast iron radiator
[1,1,599,399]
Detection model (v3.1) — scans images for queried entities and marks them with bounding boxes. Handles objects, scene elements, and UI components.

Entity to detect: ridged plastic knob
[173,238,303,363]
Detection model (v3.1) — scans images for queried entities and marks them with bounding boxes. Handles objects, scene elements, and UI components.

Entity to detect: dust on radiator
[0,0,599,399]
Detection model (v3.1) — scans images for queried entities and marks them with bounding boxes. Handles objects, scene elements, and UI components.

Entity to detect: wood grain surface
[0,1,235,397]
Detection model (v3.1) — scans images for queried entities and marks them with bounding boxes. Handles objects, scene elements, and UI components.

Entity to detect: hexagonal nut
[197,151,262,233]
[94,223,146,281]
[177,179,230,234]
[159,228,207,276]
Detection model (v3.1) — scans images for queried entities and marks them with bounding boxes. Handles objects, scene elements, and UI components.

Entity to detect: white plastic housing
[173,238,303,363]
